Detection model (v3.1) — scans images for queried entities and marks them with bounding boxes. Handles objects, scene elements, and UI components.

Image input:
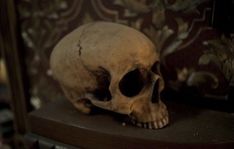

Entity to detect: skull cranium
[50,22,169,129]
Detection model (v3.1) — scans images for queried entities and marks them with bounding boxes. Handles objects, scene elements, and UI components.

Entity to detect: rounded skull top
[50,22,169,129]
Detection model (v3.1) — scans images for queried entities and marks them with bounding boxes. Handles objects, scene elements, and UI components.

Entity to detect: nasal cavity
[151,79,160,103]
[119,69,144,97]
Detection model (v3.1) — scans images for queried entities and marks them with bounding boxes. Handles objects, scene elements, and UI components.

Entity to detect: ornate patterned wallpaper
[17,0,233,109]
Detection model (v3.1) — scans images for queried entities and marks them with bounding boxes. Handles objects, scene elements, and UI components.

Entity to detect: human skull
[50,22,169,129]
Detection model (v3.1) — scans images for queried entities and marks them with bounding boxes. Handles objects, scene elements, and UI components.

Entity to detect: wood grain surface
[28,99,234,149]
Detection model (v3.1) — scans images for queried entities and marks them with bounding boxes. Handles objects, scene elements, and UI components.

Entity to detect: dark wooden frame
[0,0,29,134]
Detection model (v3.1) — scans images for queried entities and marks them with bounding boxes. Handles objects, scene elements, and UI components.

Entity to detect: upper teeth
[130,116,169,129]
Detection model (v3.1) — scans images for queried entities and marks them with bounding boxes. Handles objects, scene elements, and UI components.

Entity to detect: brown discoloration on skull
[50,22,169,129]
[91,67,112,101]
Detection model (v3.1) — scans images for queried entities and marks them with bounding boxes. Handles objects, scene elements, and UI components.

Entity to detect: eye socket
[151,61,160,74]
[119,69,145,97]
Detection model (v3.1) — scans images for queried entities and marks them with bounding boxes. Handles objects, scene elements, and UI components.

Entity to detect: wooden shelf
[28,99,234,149]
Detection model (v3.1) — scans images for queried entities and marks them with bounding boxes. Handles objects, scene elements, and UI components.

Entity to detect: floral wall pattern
[17,0,233,109]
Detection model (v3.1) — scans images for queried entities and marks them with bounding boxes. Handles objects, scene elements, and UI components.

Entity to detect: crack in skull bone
[77,40,82,56]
